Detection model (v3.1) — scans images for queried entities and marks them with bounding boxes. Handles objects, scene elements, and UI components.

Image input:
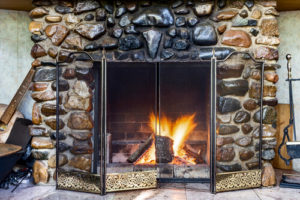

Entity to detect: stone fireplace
[28,0,279,188]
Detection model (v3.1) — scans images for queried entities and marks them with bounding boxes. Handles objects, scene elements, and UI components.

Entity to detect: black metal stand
[278,54,300,189]
[278,55,300,165]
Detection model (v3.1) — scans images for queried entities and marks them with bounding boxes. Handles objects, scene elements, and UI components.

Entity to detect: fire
[135,112,197,165]
[135,142,156,164]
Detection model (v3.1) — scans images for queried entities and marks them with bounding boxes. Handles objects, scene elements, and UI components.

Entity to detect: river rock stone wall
[28,0,279,186]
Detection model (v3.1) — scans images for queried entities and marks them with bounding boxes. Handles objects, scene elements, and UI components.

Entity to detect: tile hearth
[1,182,299,200]
[1,170,299,200]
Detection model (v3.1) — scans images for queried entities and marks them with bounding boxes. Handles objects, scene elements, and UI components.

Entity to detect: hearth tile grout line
[253,189,263,200]
[184,186,188,200]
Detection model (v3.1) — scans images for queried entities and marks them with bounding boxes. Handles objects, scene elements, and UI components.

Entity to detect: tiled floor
[1,171,300,200]
[1,181,300,200]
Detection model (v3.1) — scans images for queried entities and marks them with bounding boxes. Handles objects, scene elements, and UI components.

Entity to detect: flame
[135,112,197,165]
[135,141,156,164]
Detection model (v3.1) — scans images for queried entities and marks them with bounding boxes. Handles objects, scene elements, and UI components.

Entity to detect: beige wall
[0,9,33,119]
[278,11,300,171]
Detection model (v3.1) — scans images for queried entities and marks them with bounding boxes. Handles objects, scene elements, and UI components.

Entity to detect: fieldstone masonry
[29,0,279,186]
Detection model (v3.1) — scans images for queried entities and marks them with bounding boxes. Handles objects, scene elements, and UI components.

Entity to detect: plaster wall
[278,11,300,171]
[0,9,34,119]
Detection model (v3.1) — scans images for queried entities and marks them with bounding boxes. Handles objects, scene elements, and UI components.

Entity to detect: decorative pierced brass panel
[216,170,261,192]
[57,170,157,194]
[106,170,157,193]
[57,171,101,194]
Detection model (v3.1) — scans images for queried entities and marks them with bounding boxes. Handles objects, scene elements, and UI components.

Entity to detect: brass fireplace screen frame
[54,50,264,195]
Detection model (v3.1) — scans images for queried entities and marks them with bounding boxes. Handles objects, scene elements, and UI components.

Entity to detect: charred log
[127,136,153,163]
[155,135,174,163]
[172,156,191,165]
[183,144,204,164]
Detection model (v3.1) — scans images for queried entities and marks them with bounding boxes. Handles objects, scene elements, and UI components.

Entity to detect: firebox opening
[107,61,210,180]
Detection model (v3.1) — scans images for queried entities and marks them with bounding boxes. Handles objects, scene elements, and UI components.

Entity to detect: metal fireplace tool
[54,50,264,195]
[279,54,300,189]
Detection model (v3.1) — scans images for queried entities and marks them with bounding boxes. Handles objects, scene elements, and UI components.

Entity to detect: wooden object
[127,136,153,163]
[0,0,33,11]
[272,104,293,170]
[0,67,35,125]
[0,104,23,143]
[0,0,297,15]
[0,143,22,157]
[155,135,174,163]
[278,0,300,11]
[184,144,204,163]
[0,67,35,143]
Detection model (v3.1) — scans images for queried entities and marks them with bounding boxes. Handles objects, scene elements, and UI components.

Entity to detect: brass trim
[106,170,157,193]
[57,171,101,194]
[287,54,292,79]
[216,170,261,192]
[57,170,157,194]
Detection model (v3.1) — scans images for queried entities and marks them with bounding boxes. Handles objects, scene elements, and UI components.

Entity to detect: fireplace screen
[54,50,264,195]
[157,62,210,180]
[212,52,264,193]
[107,61,210,182]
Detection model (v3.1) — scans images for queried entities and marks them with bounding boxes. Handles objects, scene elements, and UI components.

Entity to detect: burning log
[173,156,192,165]
[183,144,204,164]
[155,135,174,163]
[127,136,153,163]
[128,112,198,165]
